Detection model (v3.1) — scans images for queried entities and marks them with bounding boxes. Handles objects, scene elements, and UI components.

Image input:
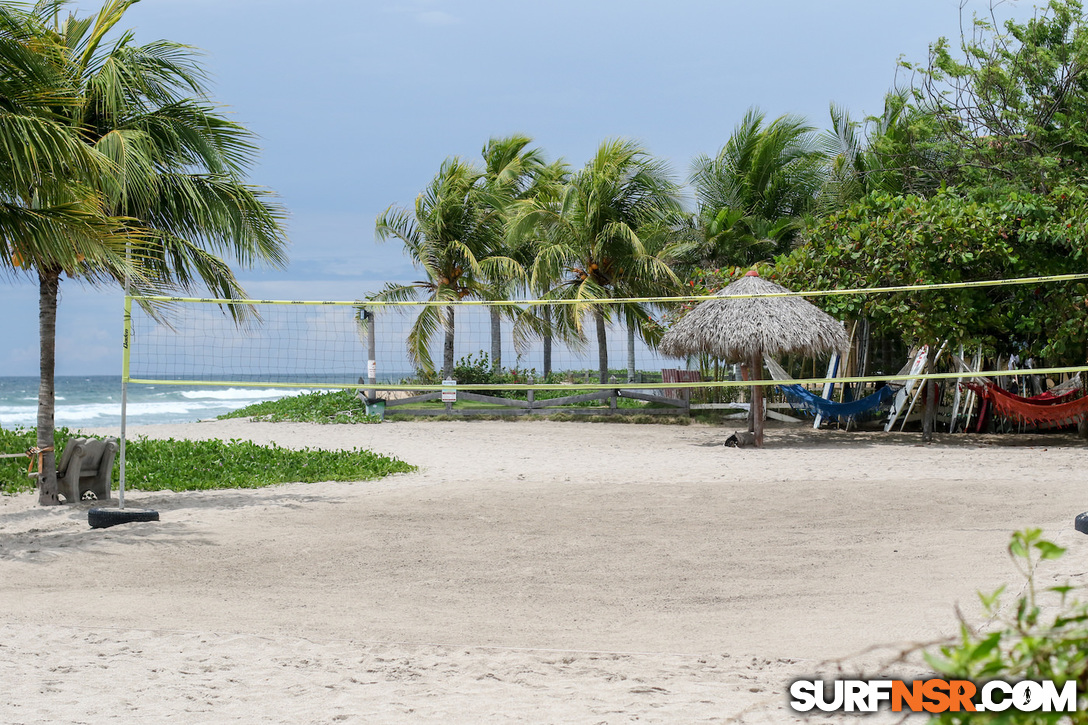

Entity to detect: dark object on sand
[724,431,757,448]
[89,507,160,529]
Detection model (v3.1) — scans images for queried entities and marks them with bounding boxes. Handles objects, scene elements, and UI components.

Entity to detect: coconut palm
[817,89,935,213]
[374,157,518,378]
[1,2,138,503]
[60,1,288,298]
[689,108,824,268]
[4,0,288,504]
[509,139,684,384]
[0,1,137,278]
[480,146,571,376]
[477,134,550,371]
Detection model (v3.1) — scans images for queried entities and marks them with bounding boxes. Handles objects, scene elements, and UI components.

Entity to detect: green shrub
[0,427,79,495]
[124,436,414,491]
[1,427,413,495]
[218,389,379,423]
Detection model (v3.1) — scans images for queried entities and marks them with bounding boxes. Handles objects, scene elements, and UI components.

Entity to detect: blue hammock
[777,383,898,422]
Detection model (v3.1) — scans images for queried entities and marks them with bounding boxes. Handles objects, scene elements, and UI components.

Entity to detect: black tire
[88,507,160,529]
[1076,512,1088,535]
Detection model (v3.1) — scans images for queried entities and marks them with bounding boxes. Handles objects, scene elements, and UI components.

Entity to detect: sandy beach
[1,419,1086,723]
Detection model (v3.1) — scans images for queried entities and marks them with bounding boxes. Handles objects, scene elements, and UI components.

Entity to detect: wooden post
[741,362,753,431]
[542,307,552,378]
[751,350,764,447]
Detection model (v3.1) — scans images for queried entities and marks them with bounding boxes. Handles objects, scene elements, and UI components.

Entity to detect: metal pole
[366,310,376,401]
[119,259,131,510]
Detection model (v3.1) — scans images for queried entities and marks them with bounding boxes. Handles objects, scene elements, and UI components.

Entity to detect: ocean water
[0,376,328,430]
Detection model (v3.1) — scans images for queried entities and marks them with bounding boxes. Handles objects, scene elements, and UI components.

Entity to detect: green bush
[408,352,550,398]
[1,427,413,494]
[0,427,79,495]
[218,389,380,423]
[124,436,414,491]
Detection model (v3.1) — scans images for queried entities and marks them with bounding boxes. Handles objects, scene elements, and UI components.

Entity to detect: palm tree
[374,157,517,378]
[817,89,933,213]
[477,135,549,371]
[62,1,287,298]
[478,140,570,376]
[689,108,824,268]
[2,2,137,503]
[510,139,684,384]
[3,1,289,504]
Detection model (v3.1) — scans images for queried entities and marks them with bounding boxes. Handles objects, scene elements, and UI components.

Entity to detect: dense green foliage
[0,427,412,495]
[218,390,380,424]
[508,139,686,383]
[123,437,412,492]
[781,187,1088,361]
[376,2,1088,391]
[909,0,1088,192]
[0,427,76,495]
[925,530,1088,723]
[688,108,823,267]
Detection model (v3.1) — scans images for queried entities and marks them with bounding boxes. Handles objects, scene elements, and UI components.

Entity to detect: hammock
[962,382,1088,427]
[777,383,898,422]
[986,382,1080,405]
[765,357,899,423]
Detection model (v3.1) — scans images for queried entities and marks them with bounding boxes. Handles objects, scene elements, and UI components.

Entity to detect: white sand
[2,420,1086,723]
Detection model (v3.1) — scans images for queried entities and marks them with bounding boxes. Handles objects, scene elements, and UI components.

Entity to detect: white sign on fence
[441,379,457,403]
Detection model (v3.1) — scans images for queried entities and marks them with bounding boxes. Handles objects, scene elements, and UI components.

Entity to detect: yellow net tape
[126,272,1088,308]
[126,364,1088,392]
[122,271,1088,389]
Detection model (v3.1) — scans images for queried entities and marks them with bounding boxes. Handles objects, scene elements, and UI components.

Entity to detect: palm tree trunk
[37,268,61,506]
[542,307,552,378]
[594,308,608,384]
[627,323,636,383]
[489,306,501,371]
[443,307,455,379]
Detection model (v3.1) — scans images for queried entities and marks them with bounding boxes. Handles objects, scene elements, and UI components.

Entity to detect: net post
[119,292,131,510]
[366,309,377,400]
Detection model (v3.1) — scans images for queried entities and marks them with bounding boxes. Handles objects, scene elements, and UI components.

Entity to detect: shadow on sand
[699,420,1088,450]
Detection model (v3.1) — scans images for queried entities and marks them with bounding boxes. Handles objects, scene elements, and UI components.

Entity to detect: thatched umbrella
[660,270,849,446]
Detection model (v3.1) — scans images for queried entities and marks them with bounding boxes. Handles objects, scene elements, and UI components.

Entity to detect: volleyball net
[122,272,1088,393]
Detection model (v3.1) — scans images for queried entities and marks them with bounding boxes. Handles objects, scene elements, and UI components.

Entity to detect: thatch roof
[660,272,849,361]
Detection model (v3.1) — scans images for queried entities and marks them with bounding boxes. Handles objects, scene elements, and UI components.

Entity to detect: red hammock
[962,382,1088,427]
[985,383,1081,405]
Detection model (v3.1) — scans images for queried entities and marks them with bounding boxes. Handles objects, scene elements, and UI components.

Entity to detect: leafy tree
[2,0,289,504]
[780,187,1088,440]
[904,0,1088,192]
[510,139,684,384]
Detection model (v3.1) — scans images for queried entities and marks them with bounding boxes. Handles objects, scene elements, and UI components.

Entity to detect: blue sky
[0,0,1043,375]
